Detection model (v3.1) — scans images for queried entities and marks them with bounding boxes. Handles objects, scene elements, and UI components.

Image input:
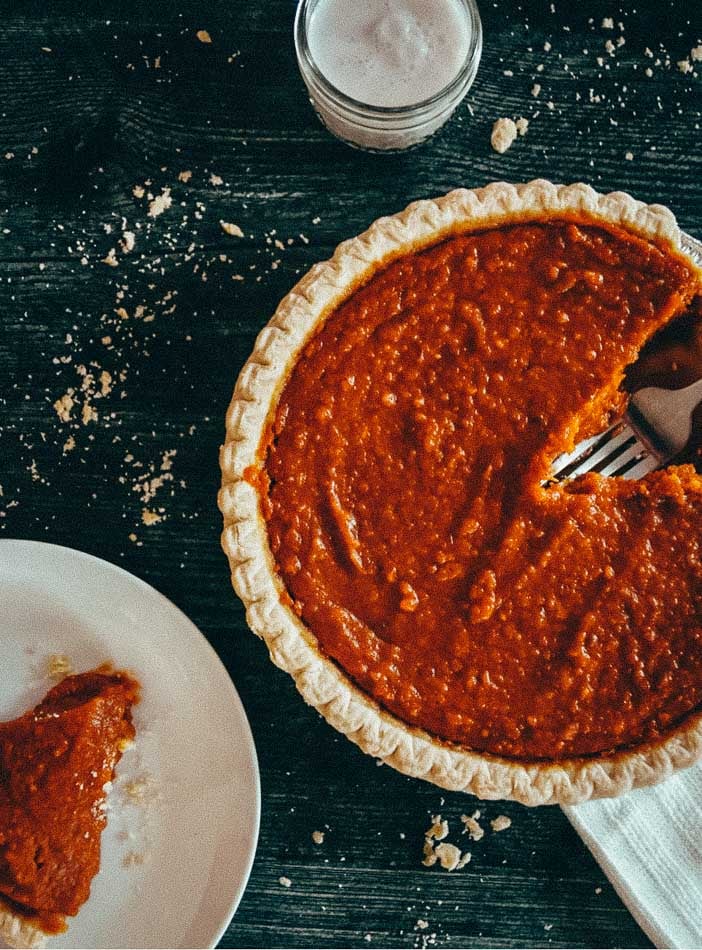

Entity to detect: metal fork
[551,376,702,481]
[551,231,702,482]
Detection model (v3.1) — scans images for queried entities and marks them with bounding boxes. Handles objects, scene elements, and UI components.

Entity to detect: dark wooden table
[2,0,700,946]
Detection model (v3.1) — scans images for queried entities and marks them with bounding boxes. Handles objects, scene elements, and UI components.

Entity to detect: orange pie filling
[0,668,140,934]
[258,219,702,762]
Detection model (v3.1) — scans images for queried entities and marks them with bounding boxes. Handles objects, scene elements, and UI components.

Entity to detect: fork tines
[551,421,659,482]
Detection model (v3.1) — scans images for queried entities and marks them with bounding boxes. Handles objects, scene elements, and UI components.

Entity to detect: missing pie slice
[0,667,140,948]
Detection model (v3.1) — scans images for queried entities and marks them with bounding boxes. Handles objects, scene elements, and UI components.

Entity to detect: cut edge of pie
[218,179,702,806]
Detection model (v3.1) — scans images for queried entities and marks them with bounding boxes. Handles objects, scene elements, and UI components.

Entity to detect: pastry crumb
[196,29,212,44]
[53,391,75,422]
[434,842,467,872]
[422,816,471,872]
[279,875,292,888]
[141,508,163,526]
[490,117,518,154]
[177,170,193,183]
[47,654,73,681]
[312,830,325,844]
[81,402,98,425]
[122,850,149,867]
[220,220,244,238]
[148,187,172,219]
[515,117,529,136]
[99,370,113,397]
[491,815,512,833]
[460,812,485,841]
[101,247,119,267]
[122,773,161,805]
[119,231,135,254]
[422,838,437,867]
[425,815,449,841]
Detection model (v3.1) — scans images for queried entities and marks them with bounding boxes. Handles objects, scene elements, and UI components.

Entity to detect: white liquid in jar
[307,0,472,108]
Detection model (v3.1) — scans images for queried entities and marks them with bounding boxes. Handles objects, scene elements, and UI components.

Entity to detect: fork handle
[630,377,702,456]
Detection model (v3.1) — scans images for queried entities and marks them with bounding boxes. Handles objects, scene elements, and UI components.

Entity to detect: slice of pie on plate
[0,667,140,948]
[219,180,702,806]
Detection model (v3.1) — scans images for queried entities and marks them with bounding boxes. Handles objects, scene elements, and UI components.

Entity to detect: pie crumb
[460,813,485,841]
[147,188,172,219]
[425,814,449,841]
[122,850,149,867]
[122,773,161,806]
[434,842,462,871]
[491,815,512,833]
[456,850,472,868]
[312,830,325,844]
[177,170,193,183]
[220,220,244,238]
[422,838,437,867]
[53,391,75,422]
[120,231,136,254]
[101,247,119,267]
[279,875,292,888]
[196,30,212,44]
[81,402,98,426]
[141,508,163,526]
[47,654,73,681]
[490,117,518,154]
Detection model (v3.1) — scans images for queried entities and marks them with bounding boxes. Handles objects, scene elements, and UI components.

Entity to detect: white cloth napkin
[563,764,702,949]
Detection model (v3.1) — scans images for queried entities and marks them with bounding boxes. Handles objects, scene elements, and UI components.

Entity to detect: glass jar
[294,0,483,152]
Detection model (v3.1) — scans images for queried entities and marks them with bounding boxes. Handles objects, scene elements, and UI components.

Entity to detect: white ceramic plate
[0,540,260,950]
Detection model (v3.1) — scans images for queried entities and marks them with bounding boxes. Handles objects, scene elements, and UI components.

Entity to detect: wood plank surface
[1,0,700,946]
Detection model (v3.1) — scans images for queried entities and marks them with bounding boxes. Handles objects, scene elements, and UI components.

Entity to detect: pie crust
[0,910,46,950]
[219,180,702,806]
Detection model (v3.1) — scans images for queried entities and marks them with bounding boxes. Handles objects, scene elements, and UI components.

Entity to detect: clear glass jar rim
[294,0,483,118]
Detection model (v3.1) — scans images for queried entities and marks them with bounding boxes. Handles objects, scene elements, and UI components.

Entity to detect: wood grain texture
[1,0,700,945]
